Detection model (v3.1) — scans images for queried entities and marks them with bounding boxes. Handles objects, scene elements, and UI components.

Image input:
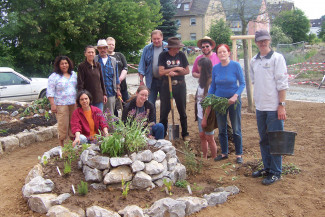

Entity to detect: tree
[270,25,292,47]
[0,0,162,75]
[156,0,178,40]
[219,0,266,112]
[318,20,325,41]
[273,9,310,43]
[207,19,232,48]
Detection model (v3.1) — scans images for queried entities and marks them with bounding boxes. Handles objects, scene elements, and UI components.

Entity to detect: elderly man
[250,30,289,185]
[95,39,121,114]
[158,37,190,141]
[192,36,220,78]
[138,30,168,110]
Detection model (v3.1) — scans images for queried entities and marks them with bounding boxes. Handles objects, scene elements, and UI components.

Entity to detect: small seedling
[6,105,14,110]
[231,176,238,181]
[63,141,78,162]
[82,143,91,152]
[44,111,50,121]
[77,181,88,196]
[163,178,173,195]
[121,178,130,199]
[0,129,8,134]
[192,183,203,192]
[64,160,71,175]
[282,163,301,175]
[220,162,232,169]
[218,176,224,182]
[42,156,48,166]
[175,180,189,188]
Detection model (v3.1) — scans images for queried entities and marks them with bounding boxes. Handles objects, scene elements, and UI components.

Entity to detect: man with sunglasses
[192,36,220,78]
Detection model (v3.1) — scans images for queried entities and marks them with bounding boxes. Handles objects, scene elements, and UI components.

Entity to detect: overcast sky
[293,0,324,19]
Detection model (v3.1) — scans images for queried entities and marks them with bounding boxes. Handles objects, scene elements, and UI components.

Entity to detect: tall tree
[270,25,292,47]
[219,0,266,112]
[207,19,233,48]
[156,0,178,40]
[273,9,310,43]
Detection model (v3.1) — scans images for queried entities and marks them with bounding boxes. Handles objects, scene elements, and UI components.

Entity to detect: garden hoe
[167,75,179,140]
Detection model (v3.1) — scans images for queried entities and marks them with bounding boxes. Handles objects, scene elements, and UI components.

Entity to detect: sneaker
[252,169,270,178]
[262,174,281,185]
[236,157,243,164]
[183,136,191,142]
[214,155,228,161]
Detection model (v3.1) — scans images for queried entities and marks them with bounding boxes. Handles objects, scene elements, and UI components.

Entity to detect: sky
[293,0,324,19]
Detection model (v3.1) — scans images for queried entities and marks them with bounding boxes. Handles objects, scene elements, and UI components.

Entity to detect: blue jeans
[148,78,163,112]
[256,110,283,176]
[93,102,103,112]
[152,123,164,140]
[216,98,242,155]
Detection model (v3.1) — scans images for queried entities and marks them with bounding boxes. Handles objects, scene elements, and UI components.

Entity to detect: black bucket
[268,131,297,155]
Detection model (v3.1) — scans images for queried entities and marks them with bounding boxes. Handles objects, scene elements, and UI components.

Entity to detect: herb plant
[77,181,88,196]
[200,95,239,115]
[121,177,130,199]
[63,141,78,162]
[175,180,189,188]
[163,178,173,195]
[64,160,71,175]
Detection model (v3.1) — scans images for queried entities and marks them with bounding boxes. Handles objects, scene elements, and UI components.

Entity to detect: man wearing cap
[138,30,168,111]
[250,29,289,185]
[192,36,220,78]
[158,37,190,141]
[94,39,121,114]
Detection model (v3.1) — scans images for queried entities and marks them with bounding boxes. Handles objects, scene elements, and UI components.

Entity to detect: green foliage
[182,40,198,47]
[207,19,232,48]
[282,163,301,175]
[163,178,173,195]
[64,160,71,175]
[121,177,130,198]
[21,97,51,117]
[6,105,14,110]
[0,129,8,135]
[77,181,88,196]
[186,53,200,65]
[307,33,321,45]
[175,180,189,188]
[157,0,178,40]
[44,111,50,121]
[42,156,48,166]
[82,144,91,152]
[183,141,203,175]
[318,21,325,40]
[63,141,78,162]
[201,95,239,115]
[273,9,310,43]
[1,0,162,75]
[100,132,124,157]
[270,25,293,47]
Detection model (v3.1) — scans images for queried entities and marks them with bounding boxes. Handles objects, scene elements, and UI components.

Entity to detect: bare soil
[0,97,325,217]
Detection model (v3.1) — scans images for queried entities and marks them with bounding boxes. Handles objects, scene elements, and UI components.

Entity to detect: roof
[221,0,263,21]
[174,0,211,17]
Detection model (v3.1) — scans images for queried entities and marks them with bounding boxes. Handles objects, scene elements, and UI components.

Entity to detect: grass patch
[282,163,301,175]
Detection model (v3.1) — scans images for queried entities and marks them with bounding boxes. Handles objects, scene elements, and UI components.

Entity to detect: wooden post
[232,40,237,61]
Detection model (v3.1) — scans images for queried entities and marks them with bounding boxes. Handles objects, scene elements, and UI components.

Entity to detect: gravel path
[127,65,325,103]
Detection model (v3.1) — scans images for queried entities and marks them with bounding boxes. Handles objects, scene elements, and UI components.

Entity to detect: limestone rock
[145,197,186,217]
[131,171,153,189]
[0,136,19,152]
[150,170,169,182]
[118,205,145,217]
[86,156,110,170]
[28,193,57,213]
[167,158,177,171]
[22,176,55,198]
[169,164,186,184]
[83,166,103,182]
[136,150,153,162]
[25,164,44,184]
[47,205,82,217]
[147,139,157,146]
[110,157,132,167]
[176,197,208,215]
[15,132,36,147]
[36,127,54,142]
[203,192,228,206]
[144,160,165,175]
[154,139,172,149]
[103,166,132,184]
[160,145,176,154]
[153,150,166,163]
[86,205,120,217]
[50,193,71,205]
[224,185,240,195]
[131,160,145,173]
[90,183,107,190]
[11,110,19,117]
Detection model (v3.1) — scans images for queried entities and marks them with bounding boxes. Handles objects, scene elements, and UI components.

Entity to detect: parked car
[0,67,48,101]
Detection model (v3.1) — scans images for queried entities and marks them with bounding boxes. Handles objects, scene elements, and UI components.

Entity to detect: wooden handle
[168,75,174,110]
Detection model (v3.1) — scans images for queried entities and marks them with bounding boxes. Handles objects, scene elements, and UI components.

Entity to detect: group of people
[47,29,288,186]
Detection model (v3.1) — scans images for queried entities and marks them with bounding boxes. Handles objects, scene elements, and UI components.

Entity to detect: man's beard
[203,50,211,56]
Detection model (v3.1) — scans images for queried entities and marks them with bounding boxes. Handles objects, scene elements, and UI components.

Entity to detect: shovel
[117,96,123,118]
[167,75,180,140]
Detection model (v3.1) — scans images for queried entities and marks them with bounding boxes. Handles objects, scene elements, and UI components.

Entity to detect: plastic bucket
[268,131,297,155]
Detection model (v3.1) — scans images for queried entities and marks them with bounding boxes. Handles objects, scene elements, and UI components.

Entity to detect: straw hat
[95,39,108,49]
[197,36,216,49]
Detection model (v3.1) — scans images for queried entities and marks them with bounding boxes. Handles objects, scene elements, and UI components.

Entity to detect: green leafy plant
[64,160,71,175]
[232,176,238,181]
[201,95,239,115]
[183,141,203,175]
[0,129,8,135]
[282,163,301,175]
[163,178,173,195]
[121,177,130,199]
[81,144,91,152]
[42,156,48,166]
[44,111,50,121]
[175,180,189,188]
[192,183,203,192]
[100,132,124,157]
[77,181,88,196]
[6,105,14,110]
[62,141,78,162]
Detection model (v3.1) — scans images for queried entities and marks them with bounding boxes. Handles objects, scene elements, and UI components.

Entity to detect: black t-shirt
[158,51,189,81]
[108,52,128,90]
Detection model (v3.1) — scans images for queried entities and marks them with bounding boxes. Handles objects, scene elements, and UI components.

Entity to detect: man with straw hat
[158,37,190,141]
[192,36,220,78]
[250,29,288,185]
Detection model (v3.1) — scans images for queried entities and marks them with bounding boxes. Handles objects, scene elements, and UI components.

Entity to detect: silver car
[0,67,48,101]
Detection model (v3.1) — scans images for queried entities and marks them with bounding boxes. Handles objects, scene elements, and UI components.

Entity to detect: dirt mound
[308,47,325,63]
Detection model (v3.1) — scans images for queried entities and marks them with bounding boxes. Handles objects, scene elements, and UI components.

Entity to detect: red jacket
[70,106,108,138]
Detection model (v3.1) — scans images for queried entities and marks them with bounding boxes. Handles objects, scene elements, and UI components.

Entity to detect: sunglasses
[201,45,210,49]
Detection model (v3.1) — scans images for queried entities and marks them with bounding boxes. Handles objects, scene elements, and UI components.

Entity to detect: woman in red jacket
[71,90,109,146]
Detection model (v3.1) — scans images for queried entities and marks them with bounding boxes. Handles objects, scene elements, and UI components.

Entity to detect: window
[190,18,196,26]
[190,33,196,41]
[0,72,25,86]
[175,19,181,27]
[177,4,181,9]
[184,3,189,11]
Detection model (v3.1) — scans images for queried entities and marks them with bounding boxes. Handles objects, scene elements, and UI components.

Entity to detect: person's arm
[47,74,57,113]
[77,64,85,91]
[138,46,147,85]
[201,106,211,128]
[72,132,81,147]
[48,97,57,113]
[229,63,246,105]
[192,57,200,78]
[277,90,286,120]
[119,53,128,82]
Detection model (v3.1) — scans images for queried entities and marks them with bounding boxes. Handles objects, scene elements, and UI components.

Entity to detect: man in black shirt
[158,37,190,141]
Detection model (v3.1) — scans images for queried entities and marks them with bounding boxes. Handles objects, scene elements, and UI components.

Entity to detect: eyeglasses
[201,45,210,49]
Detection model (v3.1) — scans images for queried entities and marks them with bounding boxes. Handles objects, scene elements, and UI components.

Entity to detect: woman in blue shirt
[208,44,246,164]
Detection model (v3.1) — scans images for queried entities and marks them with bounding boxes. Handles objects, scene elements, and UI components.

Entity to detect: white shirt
[197,86,205,119]
[250,51,289,111]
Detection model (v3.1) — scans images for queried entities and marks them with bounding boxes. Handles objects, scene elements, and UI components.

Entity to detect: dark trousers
[159,80,188,138]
